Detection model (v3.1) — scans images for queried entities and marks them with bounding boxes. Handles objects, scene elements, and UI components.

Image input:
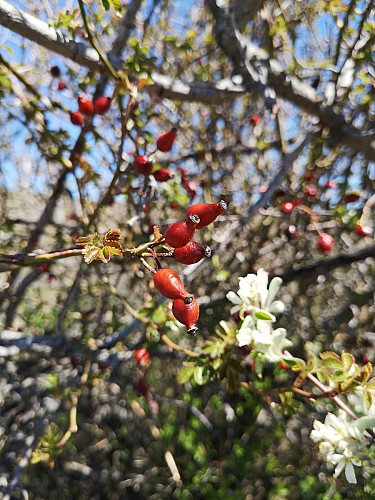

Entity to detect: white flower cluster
[227,269,291,362]
[311,388,375,484]
[310,411,362,484]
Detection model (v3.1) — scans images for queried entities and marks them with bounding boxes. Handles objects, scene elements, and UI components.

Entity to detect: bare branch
[232,0,265,31]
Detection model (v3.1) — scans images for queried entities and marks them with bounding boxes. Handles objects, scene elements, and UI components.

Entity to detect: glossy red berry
[50,65,61,78]
[153,268,193,302]
[164,214,200,248]
[280,201,294,213]
[303,185,318,197]
[354,225,373,237]
[134,347,149,365]
[70,111,84,126]
[156,128,177,152]
[153,168,173,182]
[186,200,227,229]
[78,95,95,116]
[250,114,260,126]
[94,96,111,115]
[325,180,337,189]
[58,81,67,90]
[317,233,334,253]
[172,297,199,335]
[173,241,211,265]
[134,155,153,174]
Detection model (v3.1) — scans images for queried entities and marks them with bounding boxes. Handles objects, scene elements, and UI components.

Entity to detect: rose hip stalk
[153,268,193,303]
[164,214,200,248]
[172,297,199,336]
[186,200,227,229]
[173,241,211,265]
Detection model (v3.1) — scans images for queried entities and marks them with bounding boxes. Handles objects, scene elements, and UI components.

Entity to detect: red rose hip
[280,201,294,213]
[78,95,95,116]
[156,128,177,152]
[134,347,149,365]
[70,111,84,126]
[134,155,153,175]
[153,268,192,302]
[172,297,199,335]
[173,241,211,265]
[94,96,111,115]
[153,169,173,182]
[164,214,200,248]
[186,200,227,229]
[317,233,334,253]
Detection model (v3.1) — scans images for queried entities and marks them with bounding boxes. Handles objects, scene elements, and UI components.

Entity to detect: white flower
[226,269,284,319]
[311,411,363,484]
[236,316,253,347]
[252,326,293,362]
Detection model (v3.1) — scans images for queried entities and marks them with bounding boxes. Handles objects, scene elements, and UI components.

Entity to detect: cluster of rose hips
[50,65,111,126]
[146,200,227,335]
[133,128,177,182]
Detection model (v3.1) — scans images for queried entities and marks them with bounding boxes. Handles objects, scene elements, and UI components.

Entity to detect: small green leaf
[254,310,275,321]
[341,352,355,372]
[178,364,195,384]
[102,0,110,9]
[194,366,204,385]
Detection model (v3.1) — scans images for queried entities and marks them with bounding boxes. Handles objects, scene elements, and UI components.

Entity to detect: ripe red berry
[344,192,360,203]
[164,214,200,248]
[303,185,318,197]
[134,347,149,365]
[156,128,177,152]
[186,200,227,229]
[94,96,111,115]
[78,95,95,116]
[304,172,314,181]
[317,233,334,253]
[250,114,260,126]
[153,268,193,302]
[173,241,211,265]
[280,201,294,213]
[57,81,67,90]
[354,225,373,237]
[70,111,84,126]
[50,65,61,78]
[325,180,337,189]
[278,360,290,371]
[134,155,154,175]
[153,168,173,182]
[172,297,199,335]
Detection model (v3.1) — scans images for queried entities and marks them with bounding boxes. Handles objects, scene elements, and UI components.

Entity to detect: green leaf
[254,310,275,321]
[102,0,110,9]
[341,352,355,372]
[354,416,375,434]
[194,366,204,385]
[320,351,342,369]
[178,364,195,384]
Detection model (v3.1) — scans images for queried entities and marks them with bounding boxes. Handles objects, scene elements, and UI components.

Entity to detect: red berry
[50,65,61,78]
[278,361,290,371]
[280,201,294,214]
[153,168,173,182]
[325,180,337,189]
[172,297,199,335]
[134,155,153,175]
[250,114,260,126]
[164,214,200,248]
[153,268,193,302]
[186,200,227,229]
[134,347,149,365]
[58,81,67,90]
[344,192,360,203]
[173,241,211,265]
[70,111,84,126]
[78,95,95,116]
[291,199,303,207]
[156,128,177,152]
[94,96,111,115]
[355,225,373,237]
[317,233,334,253]
[303,185,318,197]
[285,225,300,239]
[304,172,314,181]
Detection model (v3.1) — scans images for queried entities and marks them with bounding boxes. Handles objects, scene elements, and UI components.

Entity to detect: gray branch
[0,0,374,159]
[232,0,265,31]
